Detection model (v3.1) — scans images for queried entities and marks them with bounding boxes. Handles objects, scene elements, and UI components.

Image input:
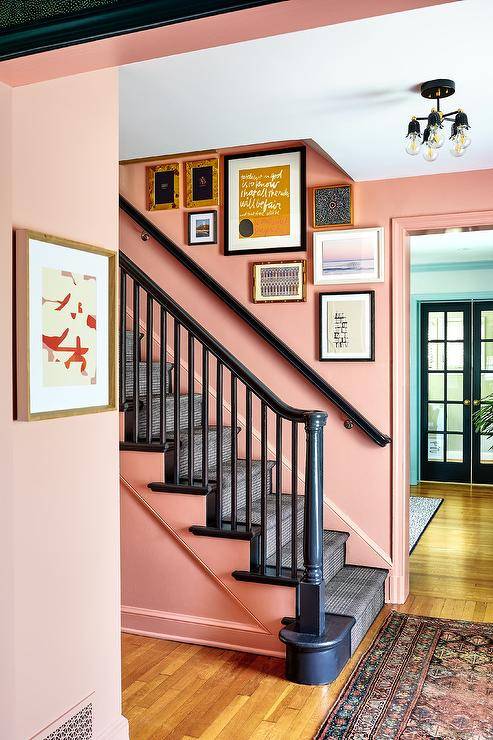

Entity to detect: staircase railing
[120,250,327,635]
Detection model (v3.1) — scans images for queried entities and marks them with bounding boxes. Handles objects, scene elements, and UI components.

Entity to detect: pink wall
[6,71,127,740]
[120,147,493,583]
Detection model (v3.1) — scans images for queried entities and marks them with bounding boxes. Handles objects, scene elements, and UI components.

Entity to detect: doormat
[409,495,443,553]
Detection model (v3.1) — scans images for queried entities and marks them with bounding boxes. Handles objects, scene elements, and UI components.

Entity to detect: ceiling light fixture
[405,79,471,161]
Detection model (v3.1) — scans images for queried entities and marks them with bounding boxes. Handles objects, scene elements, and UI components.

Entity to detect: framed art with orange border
[313,184,353,229]
[185,158,219,208]
[147,163,180,210]
[15,230,117,421]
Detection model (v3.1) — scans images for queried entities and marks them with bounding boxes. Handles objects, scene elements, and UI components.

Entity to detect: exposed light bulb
[457,125,471,149]
[405,134,421,156]
[450,139,465,157]
[429,127,445,149]
[423,144,438,162]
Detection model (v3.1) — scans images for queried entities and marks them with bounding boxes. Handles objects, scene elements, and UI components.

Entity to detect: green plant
[473,394,493,440]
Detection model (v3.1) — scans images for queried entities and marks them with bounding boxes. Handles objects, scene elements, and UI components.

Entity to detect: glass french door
[420,300,493,484]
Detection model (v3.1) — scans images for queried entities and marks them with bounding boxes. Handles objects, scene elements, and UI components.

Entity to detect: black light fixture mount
[405,78,471,161]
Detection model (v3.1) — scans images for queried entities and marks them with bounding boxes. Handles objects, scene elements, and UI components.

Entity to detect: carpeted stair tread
[125,360,173,398]
[266,525,348,582]
[137,393,202,438]
[176,426,236,478]
[212,459,276,519]
[325,565,387,653]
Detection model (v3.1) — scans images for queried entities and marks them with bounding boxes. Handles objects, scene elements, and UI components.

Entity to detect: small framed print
[313,184,353,228]
[188,211,217,245]
[147,163,179,210]
[252,259,306,303]
[185,158,219,208]
[319,291,375,361]
[313,227,384,285]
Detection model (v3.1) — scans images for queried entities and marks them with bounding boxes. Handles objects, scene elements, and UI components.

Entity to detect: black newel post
[299,411,326,635]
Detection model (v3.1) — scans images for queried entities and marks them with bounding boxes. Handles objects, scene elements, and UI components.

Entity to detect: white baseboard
[96,715,129,740]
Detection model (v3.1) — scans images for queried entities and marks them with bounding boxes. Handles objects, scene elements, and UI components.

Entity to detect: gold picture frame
[313,184,353,229]
[16,230,117,421]
[147,163,180,210]
[185,158,219,208]
[252,259,306,303]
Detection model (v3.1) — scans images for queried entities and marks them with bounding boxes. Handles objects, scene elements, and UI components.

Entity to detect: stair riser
[177,428,236,478]
[136,396,203,440]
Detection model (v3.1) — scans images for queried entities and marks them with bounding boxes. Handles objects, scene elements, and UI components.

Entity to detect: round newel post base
[279,614,355,685]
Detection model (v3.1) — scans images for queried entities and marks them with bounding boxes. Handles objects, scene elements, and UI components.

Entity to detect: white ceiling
[411,230,493,265]
[119,0,493,181]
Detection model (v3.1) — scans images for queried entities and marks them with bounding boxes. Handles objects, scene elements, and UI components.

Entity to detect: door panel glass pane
[447,373,463,401]
[480,373,493,399]
[447,404,463,432]
[447,434,463,463]
[428,403,444,431]
[428,374,444,401]
[428,312,445,340]
[481,310,493,339]
[481,342,493,371]
[447,342,463,370]
[480,435,493,464]
[447,311,463,340]
[428,433,444,461]
[428,343,445,370]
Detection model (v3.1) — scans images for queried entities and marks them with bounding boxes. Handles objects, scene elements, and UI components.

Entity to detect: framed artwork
[313,227,384,285]
[185,158,219,208]
[188,211,217,245]
[313,184,353,228]
[146,163,179,210]
[223,146,306,256]
[319,291,375,361]
[252,259,306,303]
[15,230,117,421]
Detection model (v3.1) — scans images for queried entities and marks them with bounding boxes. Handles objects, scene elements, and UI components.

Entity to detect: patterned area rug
[409,496,443,553]
[316,611,493,739]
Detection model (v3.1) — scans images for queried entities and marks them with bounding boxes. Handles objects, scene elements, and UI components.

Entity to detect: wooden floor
[122,482,493,739]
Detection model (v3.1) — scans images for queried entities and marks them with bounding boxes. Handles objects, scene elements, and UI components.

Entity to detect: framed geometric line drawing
[313,227,384,285]
[185,158,219,208]
[15,230,117,420]
[313,184,353,228]
[319,291,375,361]
[146,163,180,210]
[252,259,306,303]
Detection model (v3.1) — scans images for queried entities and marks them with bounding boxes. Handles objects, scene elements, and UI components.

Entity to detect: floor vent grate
[33,697,93,740]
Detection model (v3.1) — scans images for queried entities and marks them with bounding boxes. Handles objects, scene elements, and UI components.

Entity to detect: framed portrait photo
[15,230,117,420]
[188,211,217,245]
[185,158,219,208]
[319,291,375,361]
[313,184,353,228]
[146,163,179,210]
[224,146,306,256]
[313,227,384,285]
[252,259,306,303]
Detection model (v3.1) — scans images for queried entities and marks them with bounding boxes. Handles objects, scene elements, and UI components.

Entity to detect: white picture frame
[313,227,384,285]
[188,211,217,245]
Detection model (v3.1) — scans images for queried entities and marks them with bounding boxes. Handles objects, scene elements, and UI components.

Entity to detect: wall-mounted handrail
[120,195,391,447]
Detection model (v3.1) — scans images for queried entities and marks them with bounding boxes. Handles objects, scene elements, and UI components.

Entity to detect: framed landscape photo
[185,158,219,208]
[147,163,179,210]
[224,146,306,256]
[313,227,384,285]
[252,259,306,303]
[16,230,116,421]
[319,291,375,361]
[313,184,353,228]
[188,211,217,245]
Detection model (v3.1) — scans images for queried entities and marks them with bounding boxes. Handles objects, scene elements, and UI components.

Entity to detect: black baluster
[132,280,139,443]
[275,415,282,576]
[159,307,167,449]
[230,374,237,531]
[201,347,209,488]
[215,362,223,528]
[187,333,194,486]
[260,401,267,574]
[245,388,252,531]
[291,421,298,580]
[146,294,153,444]
[119,267,126,409]
[173,320,180,484]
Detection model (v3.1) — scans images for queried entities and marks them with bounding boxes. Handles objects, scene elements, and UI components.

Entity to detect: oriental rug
[316,611,493,739]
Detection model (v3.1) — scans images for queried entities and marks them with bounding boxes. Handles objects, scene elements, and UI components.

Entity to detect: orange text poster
[238,165,290,239]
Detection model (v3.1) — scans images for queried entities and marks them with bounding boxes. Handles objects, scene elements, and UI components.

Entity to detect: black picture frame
[223,146,306,256]
[187,210,217,245]
[319,290,375,362]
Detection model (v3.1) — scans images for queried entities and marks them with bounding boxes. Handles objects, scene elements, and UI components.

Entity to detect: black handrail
[120,196,391,447]
[120,251,324,425]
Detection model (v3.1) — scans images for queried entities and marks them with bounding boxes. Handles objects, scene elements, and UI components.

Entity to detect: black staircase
[119,251,387,685]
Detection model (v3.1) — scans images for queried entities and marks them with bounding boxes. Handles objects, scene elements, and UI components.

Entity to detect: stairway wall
[120,147,493,586]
